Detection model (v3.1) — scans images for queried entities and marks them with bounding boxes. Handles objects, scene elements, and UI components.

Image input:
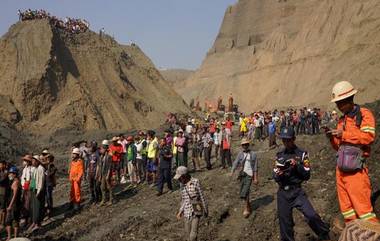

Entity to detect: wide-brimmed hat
[42,149,50,155]
[32,155,41,162]
[111,136,120,142]
[241,138,250,145]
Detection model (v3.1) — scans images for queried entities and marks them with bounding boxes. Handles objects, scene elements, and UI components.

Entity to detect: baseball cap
[174,166,188,180]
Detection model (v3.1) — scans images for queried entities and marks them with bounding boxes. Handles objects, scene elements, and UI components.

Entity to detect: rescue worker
[326,81,378,223]
[274,127,330,241]
[69,148,84,211]
[97,140,114,205]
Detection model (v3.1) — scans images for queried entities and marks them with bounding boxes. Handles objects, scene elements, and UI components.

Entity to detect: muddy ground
[20,124,380,241]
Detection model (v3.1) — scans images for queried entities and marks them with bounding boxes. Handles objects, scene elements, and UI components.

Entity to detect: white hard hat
[332,110,337,114]
[331,81,357,103]
[72,148,81,155]
[102,140,109,146]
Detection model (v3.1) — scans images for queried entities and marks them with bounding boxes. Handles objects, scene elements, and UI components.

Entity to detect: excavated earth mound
[0,19,189,133]
[179,0,380,112]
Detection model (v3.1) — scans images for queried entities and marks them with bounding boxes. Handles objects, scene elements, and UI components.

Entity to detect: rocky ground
[17,126,379,241]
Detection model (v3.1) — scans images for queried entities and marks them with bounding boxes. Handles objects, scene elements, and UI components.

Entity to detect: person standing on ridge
[326,81,378,223]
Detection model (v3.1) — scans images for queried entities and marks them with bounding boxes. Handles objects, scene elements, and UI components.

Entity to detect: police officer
[273,127,329,241]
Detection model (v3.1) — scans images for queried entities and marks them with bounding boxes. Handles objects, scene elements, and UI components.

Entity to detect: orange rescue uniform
[330,106,378,222]
[69,158,84,204]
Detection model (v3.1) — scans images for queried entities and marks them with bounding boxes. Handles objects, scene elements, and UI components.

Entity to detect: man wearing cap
[97,140,114,205]
[28,155,45,232]
[231,138,258,218]
[5,166,21,240]
[175,166,208,241]
[69,148,84,211]
[326,81,378,223]
[274,127,329,241]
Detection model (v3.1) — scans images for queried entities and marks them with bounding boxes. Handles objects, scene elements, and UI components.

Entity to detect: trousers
[277,187,329,241]
[184,216,199,241]
[157,168,173,193]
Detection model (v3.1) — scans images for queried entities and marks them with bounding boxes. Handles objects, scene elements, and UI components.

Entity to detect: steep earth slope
[0,19,189,133]
[160,68,195,88]
[179,0,380,111]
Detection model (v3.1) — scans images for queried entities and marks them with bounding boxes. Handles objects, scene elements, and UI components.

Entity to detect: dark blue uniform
[157,144,173,194]
[273,146,329,241]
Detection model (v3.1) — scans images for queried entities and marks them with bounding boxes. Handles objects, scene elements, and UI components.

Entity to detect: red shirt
[209,123,216,133]
[225,120,233,130]
[109,144,123,162]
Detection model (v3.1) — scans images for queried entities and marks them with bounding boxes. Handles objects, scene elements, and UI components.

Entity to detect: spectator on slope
[230,138,258,218]
[0,160,9,229]
[119,135,128,185]
[43,154,57,217]
[109,136,123,184]
[5,166,21,240]
[175,166,208,241]
[126,136,138,186]
[156,138,173,196]
[190,128,202,171]
[220,123,232,169]
[20,155,33,226]
[213,127,222,163]
[146,130,159,187]
[97,140,114,205]
[27,156,45,233]
[87,146,100,204]
[175,130,187,167]
[201,128,213,170]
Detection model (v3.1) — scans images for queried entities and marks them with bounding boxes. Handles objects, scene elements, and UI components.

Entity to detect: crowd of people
[237,107,339,149]
[18,9,89,34]
[0,81,376,240]
[0,151,56,240]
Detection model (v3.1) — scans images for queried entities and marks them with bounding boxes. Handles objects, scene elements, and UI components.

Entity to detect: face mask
[8,175,14,181]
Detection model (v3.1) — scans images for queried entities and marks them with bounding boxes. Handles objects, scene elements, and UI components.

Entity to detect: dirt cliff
[160,69,195,88]
[179,0,380,111]
[0,19,189,133]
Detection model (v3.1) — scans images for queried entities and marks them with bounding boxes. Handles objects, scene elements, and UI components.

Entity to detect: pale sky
[0,0,237,70]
